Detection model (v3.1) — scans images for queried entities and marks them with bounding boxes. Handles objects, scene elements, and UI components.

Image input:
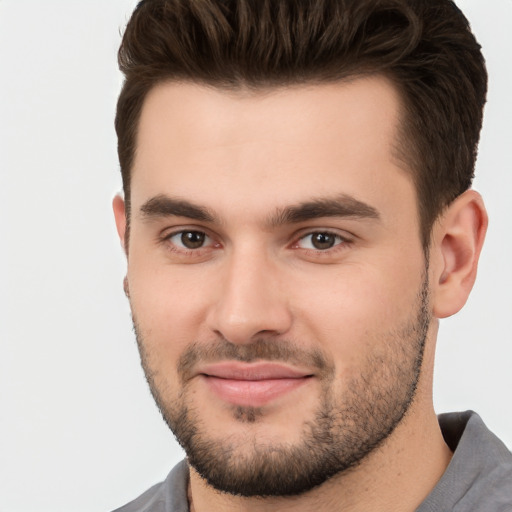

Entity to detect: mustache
[177,338,333,382]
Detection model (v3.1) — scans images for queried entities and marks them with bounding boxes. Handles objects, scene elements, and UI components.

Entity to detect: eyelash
[161,229,218,257]
[159,229,352,258]
[292,231,350,254]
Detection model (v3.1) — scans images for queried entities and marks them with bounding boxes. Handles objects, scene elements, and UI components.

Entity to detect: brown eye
[297,232,345,251]
[311,233,337,250]
[180,231,206,249]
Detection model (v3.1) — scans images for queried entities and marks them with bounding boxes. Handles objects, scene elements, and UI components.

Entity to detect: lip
[198,362,313,407]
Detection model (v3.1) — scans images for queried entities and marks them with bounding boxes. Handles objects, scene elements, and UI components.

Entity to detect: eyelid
[168,230,212,248]
[293,227,352,242]
[161,225,213,241]
[157,225,353,257]
[160,226,221,254]
[290,228,354,255]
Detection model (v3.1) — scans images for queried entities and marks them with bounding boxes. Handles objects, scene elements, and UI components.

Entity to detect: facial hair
[133,271,430,497]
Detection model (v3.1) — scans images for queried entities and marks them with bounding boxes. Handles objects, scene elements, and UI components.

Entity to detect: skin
[113,76,487,512]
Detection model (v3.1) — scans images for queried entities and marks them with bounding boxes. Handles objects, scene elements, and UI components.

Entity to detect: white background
[0,1,511,510]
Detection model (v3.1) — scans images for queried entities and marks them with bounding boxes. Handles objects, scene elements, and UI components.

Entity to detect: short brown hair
[116,0,487,247]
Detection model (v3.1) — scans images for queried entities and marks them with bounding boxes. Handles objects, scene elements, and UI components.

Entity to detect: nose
[206,249,293,345]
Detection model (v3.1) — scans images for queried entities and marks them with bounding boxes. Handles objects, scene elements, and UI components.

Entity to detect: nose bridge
[208,244,292,344]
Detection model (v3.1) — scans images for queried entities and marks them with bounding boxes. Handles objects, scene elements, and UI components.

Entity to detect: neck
[188,400,452,512]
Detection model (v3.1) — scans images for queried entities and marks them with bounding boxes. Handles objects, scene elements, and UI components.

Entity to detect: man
[111,0,512,510]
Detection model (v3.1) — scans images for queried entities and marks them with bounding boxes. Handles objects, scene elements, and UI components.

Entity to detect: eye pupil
[181,231,205,249]
[311,232,336,250]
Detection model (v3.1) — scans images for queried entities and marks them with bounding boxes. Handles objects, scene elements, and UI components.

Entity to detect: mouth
[197,362,314,408]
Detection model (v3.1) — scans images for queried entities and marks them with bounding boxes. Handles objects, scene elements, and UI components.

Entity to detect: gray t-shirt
[113,411,512,512]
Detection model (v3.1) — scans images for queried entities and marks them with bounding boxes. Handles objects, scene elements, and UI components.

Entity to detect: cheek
[288,260,424,366]
[127,259,215,366]
[293,263,415,325]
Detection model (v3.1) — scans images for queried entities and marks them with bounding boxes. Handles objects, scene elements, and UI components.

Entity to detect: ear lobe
[113,194,128,254]
[431,190,488,318]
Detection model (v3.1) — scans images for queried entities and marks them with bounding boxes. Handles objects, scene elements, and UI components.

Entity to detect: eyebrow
[138,193,380,226]
[139,195,216,223]
[268,194,380,226]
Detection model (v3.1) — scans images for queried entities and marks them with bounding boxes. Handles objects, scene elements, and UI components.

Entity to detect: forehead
[131,77,414,223]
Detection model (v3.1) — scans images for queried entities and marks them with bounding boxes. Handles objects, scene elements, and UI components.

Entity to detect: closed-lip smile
[197,362,314,407]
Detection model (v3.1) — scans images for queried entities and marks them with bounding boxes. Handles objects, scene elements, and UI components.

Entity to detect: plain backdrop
[0,1,511,511]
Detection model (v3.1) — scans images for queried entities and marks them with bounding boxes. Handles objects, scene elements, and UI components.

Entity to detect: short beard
[133,271,430,497]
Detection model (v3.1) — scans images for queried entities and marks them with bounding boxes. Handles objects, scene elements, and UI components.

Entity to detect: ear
[113,194,128,254]
[430,190,488,318]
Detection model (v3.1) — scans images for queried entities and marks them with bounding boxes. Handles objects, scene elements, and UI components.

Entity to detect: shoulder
[111,460,190,512]
[418,411,512,511]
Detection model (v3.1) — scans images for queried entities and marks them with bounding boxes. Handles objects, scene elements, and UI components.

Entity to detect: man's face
[116,77,433,496]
